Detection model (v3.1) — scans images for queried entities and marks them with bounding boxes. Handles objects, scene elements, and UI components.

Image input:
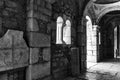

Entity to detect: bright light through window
[56,16,63,44]
[56,16,71,45]
[63,20,71,44]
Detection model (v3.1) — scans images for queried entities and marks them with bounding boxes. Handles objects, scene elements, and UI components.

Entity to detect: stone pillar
[77,19,87,72]
[26,0,52,80]
[87,25,97,63]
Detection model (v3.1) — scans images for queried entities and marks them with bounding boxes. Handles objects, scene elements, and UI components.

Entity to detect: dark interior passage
[98,11,120,62]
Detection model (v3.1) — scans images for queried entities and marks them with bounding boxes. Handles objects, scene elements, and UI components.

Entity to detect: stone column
[26,0,52,80]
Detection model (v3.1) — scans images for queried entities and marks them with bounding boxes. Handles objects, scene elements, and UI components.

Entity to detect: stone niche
[0,30,29,71]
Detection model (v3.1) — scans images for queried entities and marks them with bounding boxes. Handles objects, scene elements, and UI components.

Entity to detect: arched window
[56,16,63,44]
[56,16,71,45]
[63,20,71,44]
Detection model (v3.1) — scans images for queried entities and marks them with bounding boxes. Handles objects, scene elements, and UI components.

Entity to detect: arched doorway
[82,0,120,68]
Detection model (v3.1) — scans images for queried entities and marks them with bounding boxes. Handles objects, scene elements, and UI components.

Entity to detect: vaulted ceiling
[99,11,120,30]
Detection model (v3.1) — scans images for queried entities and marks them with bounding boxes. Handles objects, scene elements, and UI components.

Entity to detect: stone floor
[64,58,120,80]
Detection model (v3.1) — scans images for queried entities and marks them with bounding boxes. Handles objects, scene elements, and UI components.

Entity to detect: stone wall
[0,0,88,80]
[0,0,26,34]
[26,0,52,80]
[0,0,28,80]
[50,0,80,79]
[77,0,89,72]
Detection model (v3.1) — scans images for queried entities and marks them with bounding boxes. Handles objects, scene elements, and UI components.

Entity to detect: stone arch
[82,0,120,63]
[83,1,120,24]
[96,6,120,24]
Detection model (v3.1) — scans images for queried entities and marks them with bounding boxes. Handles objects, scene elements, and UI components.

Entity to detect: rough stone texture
[0,32,12,48]
[27,18,39,31]
[0,50,12,66]
[26,62,50,80]
[0,0,87,80]
[13,48,29,67]
[27,0,52,32]
[0,30,29,71]
[27,32,50,47]
[30,48,40,64]
[26,1,52,80]
[43,48,50,61]
[2,0,26,31]
[12,30,28,48]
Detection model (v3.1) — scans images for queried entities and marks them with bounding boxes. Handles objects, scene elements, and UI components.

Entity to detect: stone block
[27,32,50,47]
[12,30,28,48]
[0,73,8,80]
[27,18,39,31]
[0,49,12,66]
[0,30,12,48]
[30,48,39,64]
[27,10,33,17]
[36,0,45,7]
[0,30,28,49]
[13,48,29,67]
[43,48,50,61]
[33,12,50,22]
[38,7,52,16]
[42,76,51,80]
[27,1,33,11]
[40,14,50,22]
[26,62,50,80]
[45,2,52,10]
[3,18,18,29]
[5,1,17,8]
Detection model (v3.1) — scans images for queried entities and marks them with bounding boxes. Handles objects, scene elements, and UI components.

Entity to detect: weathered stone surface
[0,50,12,66]
[33,12,50,22]
[0,73,8,80]
[45,2,52,10]
[36,0,45,7]
[2,0,26,31]
[26,62,50,80]
[38,7,52,16]
[13,48,29,66]
[42,76,51,80]
[30,48,39,64]
[27,10,33,17]
[27,18,39,31]
[0,30,28,48]
[27,32,50,47]
[0,30,12,48]
[0,29,30,71]
[43,48,50,61]
[5,1,17,8]
[12,30,28,48]
[3,18,18,29]
[32,62,50,79]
